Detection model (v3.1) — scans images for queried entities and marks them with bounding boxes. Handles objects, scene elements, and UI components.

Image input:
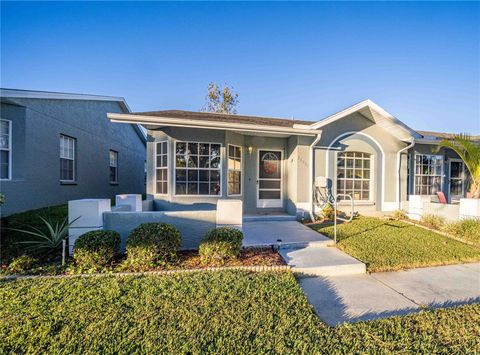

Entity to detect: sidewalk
[299,263,480,326]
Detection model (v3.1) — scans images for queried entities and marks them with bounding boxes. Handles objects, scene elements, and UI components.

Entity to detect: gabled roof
[0,88,146,143]
[310,99,421,141]
[0,88,131,111]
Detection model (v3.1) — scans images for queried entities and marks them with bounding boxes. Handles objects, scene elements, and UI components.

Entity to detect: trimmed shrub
[125,223,181,269]
[420,214,445,230]
[74,230,120,270]
[8,255,36,273]
[444,219,480,246]
[392,209,407,220]
[199,227,243,265]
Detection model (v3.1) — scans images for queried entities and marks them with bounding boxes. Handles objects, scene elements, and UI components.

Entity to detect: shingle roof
[417,130,480,141]
[129,110,315,128]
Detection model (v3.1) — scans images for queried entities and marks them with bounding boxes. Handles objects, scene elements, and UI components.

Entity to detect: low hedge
[125,223,181,269]
[73,230,120,270]
[199,227,243,265]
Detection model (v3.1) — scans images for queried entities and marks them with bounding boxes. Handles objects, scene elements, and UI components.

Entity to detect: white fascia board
[0,88,127,106]
[107,113,321,136]
[310,99,421,139]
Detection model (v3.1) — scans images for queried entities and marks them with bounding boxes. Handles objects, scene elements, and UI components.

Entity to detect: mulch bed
[1,247,286,277]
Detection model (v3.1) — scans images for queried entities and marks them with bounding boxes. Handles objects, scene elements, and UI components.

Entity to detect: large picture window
[336,152,371,201]
[156,141,168,194]
[175,141,221,196]
[414,154,443,195]
[228,145,242,196]
[0,119,11,180]
[60,134,75,182]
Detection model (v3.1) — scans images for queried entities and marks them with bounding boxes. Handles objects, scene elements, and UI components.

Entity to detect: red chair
[437,191,447,204]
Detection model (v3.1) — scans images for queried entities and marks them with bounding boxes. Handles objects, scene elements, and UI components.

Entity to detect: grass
[1,271,479,353]
[0,204,68,262]
[310,217,480,272]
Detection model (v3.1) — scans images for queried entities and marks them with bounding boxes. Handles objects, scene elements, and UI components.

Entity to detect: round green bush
[125,223,181,269]
[199,227,243,265]
[73,230,121,270]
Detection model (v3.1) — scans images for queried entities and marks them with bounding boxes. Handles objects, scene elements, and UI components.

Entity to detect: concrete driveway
[299,263,480,326]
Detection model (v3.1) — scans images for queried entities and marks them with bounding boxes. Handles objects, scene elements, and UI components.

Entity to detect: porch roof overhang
[107,113,322,137]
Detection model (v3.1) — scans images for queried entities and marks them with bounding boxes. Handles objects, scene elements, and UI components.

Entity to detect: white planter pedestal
[459,198,480,219]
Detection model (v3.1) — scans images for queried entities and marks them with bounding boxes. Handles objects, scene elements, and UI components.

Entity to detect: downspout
[309,132,322,220]
[397,138,415,210]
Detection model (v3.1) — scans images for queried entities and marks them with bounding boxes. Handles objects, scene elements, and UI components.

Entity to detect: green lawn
[310,217,480,272]
[1,271,478,353]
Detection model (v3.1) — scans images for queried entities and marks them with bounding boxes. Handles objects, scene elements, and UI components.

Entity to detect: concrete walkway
[299,263,480,326]
[242,220,332,248]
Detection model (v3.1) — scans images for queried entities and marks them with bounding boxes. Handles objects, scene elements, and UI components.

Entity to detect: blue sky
[1,1,479,133]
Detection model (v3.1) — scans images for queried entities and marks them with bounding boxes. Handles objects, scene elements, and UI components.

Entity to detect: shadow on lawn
[297,273,480,327]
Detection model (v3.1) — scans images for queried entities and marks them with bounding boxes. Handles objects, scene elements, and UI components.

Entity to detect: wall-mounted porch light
[247,146,254,155]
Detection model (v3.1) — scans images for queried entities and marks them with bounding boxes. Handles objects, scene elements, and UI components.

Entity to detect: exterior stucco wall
[146,127,311,215]
[314,112,410,212]
[0,99,145,216]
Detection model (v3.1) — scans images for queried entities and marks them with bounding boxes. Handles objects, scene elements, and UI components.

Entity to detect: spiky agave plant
[435,134,480,198]
[11,216,79,256]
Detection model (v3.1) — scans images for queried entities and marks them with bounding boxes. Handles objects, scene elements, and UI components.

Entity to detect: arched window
[337,152,371,201]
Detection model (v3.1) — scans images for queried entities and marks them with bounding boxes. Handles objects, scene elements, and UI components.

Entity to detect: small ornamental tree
[201,83,239,114]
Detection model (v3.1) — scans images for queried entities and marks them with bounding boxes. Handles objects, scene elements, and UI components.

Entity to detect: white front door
[257,149,283,208]
[449,159,465,201]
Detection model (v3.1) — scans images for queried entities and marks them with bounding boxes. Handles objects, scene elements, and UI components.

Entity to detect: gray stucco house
[107,99,471,219]
[0,88,146,216]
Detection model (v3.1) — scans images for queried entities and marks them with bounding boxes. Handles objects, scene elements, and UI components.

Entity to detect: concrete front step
[279,246,366,277]
[243,214,297,222]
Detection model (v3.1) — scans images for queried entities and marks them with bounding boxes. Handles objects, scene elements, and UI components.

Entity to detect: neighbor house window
[175,141,221,195]
[228,145,242,196]
[0,119,11,180]
[414,154,443,195]
[60,134,75,182]
[109,150,118,183]
[336,152,371,201]
[156,141,168,194]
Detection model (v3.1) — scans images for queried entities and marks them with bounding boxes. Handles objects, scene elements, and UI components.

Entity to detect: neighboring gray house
[0,89,146,216]
[108,99,472,218]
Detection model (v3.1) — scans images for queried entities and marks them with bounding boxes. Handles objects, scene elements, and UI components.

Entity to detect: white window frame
[173,140,222,197]
[60,134,76,183]
[227,144,243,196]
[414,154,443,195]
[0,119,12,181]
[335,151,374,202]
[109,150,118,184]
[155,141,169,195]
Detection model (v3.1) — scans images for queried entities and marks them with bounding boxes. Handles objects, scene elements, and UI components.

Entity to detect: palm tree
[436,134,480,198]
